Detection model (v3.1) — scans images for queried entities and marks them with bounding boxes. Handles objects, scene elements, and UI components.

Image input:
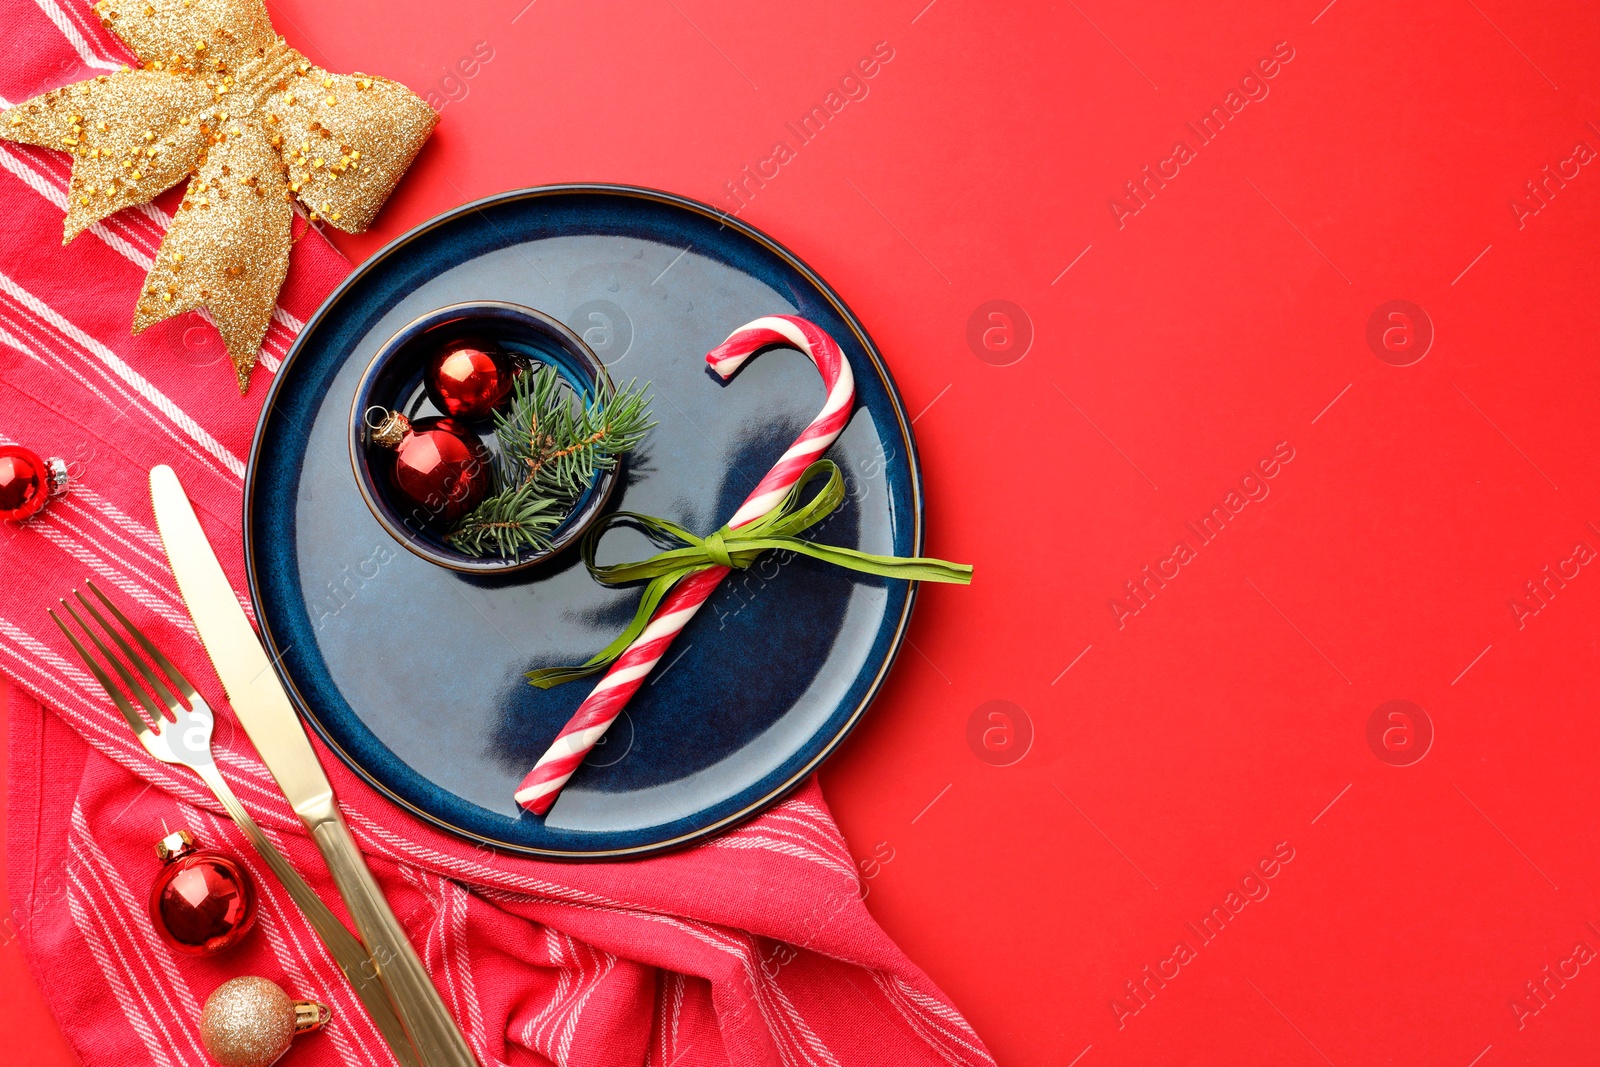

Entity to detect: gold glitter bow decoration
[0,0,437,392]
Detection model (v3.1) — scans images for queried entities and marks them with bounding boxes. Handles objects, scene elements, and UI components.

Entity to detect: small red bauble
[425,337,516,419]
[148,830,257,957]
[0,444,69,522]
[371,411,491,522]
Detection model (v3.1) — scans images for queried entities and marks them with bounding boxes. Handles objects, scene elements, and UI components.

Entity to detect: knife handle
[192,764,423,1067]
[310,810,479,1067]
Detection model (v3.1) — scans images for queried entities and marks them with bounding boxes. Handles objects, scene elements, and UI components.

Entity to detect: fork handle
[308,808,480,1067]
[194,763,423,1067]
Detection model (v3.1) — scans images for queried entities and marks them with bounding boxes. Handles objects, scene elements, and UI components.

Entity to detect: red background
[8,0,1600,1063]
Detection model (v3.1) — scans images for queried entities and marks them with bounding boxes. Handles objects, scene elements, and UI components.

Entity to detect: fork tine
[58,598,169,730]
[85,581,199,702]
[49,606,156,742]
[75,588,182,716]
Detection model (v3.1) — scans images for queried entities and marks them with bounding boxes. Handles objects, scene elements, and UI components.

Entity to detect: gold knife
[150,464,479,1067]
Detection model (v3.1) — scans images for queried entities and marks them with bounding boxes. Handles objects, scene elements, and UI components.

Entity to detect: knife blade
[150,464,479,1067]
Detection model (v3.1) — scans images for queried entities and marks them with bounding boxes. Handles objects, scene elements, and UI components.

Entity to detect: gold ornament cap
[367,408,411,449]
[154,829,196,863]
[200,976,329,1067]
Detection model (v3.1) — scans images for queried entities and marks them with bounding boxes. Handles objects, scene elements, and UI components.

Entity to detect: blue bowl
[347,301,617,574]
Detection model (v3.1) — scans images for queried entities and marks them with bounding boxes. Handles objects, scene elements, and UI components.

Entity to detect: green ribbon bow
[525,459,974,688]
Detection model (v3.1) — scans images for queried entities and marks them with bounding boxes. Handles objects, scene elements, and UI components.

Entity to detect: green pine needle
[444,482,563,558]
[445,366,654,558]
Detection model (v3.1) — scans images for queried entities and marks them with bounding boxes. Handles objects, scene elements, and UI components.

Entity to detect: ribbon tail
[521,661,611,689]
[131,125,292,392]
[754,537,974,584]
[524,568,704,687]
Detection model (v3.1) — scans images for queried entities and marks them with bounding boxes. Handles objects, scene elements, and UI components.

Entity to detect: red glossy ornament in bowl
[370,411,491,523]
[148,830,257,956]
[425,337,516,419]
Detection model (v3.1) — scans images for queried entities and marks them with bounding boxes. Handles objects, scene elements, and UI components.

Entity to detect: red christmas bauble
[0,445,68,522]
[148,830,257,956]
[374,412,491,522]
[425,337,515,419]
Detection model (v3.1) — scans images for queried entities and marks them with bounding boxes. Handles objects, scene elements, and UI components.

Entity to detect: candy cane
[515,315,856,813]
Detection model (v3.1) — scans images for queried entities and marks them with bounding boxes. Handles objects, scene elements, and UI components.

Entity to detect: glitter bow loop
[0,0,437,392]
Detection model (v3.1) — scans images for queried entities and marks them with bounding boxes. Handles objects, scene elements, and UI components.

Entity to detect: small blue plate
[245,185,923,858]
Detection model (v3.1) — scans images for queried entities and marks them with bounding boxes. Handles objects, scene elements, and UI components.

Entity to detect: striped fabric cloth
[0,3,993,1065]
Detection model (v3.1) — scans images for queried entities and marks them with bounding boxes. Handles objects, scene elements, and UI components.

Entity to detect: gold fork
[52,582,422,1067]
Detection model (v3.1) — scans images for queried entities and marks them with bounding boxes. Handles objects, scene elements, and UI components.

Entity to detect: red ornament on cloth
[0,444,68,522]
[425,337,516,419]
[148,830,257,957]
[370,410,491,522]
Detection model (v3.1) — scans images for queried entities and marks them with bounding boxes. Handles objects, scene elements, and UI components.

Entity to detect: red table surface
[8,0,1600,1063]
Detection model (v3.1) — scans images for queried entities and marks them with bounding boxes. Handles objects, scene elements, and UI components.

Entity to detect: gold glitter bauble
[200,976,329,1067]
[0,0,436,393]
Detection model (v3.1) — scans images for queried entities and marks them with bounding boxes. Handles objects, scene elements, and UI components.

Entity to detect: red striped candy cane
[515,315,856,813]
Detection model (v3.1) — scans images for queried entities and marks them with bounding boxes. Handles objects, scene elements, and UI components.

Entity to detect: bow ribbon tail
[132,125,293,391]
[716,536,975,584]
[525,508,721,688]
[524,569,691,688]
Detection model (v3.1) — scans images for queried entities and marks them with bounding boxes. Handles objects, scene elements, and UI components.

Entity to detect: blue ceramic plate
[245,185,922,858]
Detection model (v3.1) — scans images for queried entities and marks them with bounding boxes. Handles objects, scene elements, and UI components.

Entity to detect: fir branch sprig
[445,366,654,558]
[443,482,563,558]
[496,366,655,499]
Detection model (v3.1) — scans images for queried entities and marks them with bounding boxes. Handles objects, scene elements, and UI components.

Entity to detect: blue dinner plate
[245,185,923,858]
